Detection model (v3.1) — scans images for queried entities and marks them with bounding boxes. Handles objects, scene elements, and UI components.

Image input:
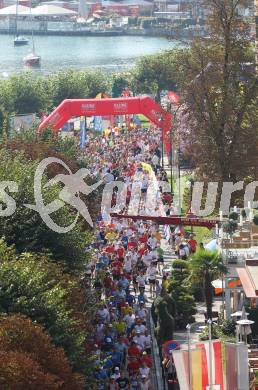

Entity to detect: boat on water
[13,0,29,46]
[23,51,40,67]
[14,35,29,46]
[90,27,124,36]
[23,0,40,67]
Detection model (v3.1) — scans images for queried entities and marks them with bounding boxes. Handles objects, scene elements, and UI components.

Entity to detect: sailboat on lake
[23,36,41,67]
[23,1,40,66]
[14,0,29,46]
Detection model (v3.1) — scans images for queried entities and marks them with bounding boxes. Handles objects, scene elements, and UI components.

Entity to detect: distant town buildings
[0,0,255,38]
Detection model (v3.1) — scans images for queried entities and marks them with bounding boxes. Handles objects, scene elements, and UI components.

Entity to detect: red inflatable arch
[38,96,172,141]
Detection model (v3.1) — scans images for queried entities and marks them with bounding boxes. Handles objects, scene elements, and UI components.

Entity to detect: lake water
[0,34,178,75]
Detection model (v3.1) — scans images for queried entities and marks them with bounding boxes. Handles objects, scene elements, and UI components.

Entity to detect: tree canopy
[189,249,226,318]
[133,50,177,102]
[0,148,92,271]
[0,240,94,372]
[173,0,258,182]
[0,314,83,390]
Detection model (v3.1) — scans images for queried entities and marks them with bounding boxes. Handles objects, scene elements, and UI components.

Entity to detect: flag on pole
[80,116,86,149]
[196,340,224,390]
[172,349,190,390]
[224,342,248,390]
[94,116,102,132]
[173,340,224,390]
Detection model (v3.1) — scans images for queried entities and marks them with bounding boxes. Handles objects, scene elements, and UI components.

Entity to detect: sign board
[10,113,36,132]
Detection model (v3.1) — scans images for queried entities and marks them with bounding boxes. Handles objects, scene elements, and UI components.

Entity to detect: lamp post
[187,178,194,213]
[169,104,181,206]
[161,130,164,168]
[186,321,205,390]
[187,178,194,233]
[207,319,213,390]
[159,115,164,168]
[186,324,192,390]
[170,125,173,194]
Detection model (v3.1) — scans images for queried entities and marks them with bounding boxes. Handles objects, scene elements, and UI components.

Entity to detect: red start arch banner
[38,95,173,142]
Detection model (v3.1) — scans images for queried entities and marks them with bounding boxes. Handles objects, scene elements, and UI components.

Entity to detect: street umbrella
[231,311,249,318]
[205,239,218,252]
[162,340,180,358]
[236,306,254,343]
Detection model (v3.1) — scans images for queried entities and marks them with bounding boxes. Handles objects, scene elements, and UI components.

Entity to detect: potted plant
[250,370,258,390]
[222,220,238,241]
[241,209,247,219]
[229,211,238,221]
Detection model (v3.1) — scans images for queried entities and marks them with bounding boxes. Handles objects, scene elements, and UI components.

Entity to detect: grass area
[168,172,214,244]
[184,226,213,244]
[168,172,190,213]
[138,114,149,125]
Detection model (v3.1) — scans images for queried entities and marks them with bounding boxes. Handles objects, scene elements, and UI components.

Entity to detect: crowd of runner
[83,124,174,389]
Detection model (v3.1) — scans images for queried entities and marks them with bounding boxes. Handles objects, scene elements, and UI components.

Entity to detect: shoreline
[0,28,204,38]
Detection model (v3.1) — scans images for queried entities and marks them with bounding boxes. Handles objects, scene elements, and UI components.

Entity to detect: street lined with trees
[0,0,256,387]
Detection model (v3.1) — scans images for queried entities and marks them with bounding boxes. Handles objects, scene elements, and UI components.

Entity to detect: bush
[229,211,238,221]
[241,209,247,218]
[220,319,236,336]
[192,284,204,301]
[172,259,189,270]
[153,297,175,346]
[223,220,238,234]
[168,259,196,328]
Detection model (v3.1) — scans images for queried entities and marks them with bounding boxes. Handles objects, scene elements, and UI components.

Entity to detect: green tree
[47,69,108,107]
[168,259,196,328]
[0,243,93,372]
[0,149,92,271]
[111,72,131,97]
[189,249,226,319]
[173,0,258,182]
[0,73,49,114]
[154,299,175,346]
[132,51,177,102]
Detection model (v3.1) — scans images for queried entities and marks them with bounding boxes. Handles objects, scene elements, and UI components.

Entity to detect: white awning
[20,5,77,16]
[0,4,30,15]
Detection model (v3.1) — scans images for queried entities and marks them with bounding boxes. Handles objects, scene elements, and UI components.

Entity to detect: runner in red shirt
[128,342,141,359]
[116,244,125,260]
[140,352,153,368]
[111,260,123,278]
[188,236,197,253]
[106,245,115,254]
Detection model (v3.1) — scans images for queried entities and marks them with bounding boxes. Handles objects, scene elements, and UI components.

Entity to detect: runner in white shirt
[136,304,148,323]
[149,249,158,260]
[133,332,146,350]
[136,273,146,290]
[134,321,147,334]
[124,255,132,273]
[142,253,151,268]
[124,312,135,332]
[147,236,157,249]
[147,263,158,298]
[139,364,150,379]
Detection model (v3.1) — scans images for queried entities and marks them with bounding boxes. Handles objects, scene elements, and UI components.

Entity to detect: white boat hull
[23,53,41,67]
